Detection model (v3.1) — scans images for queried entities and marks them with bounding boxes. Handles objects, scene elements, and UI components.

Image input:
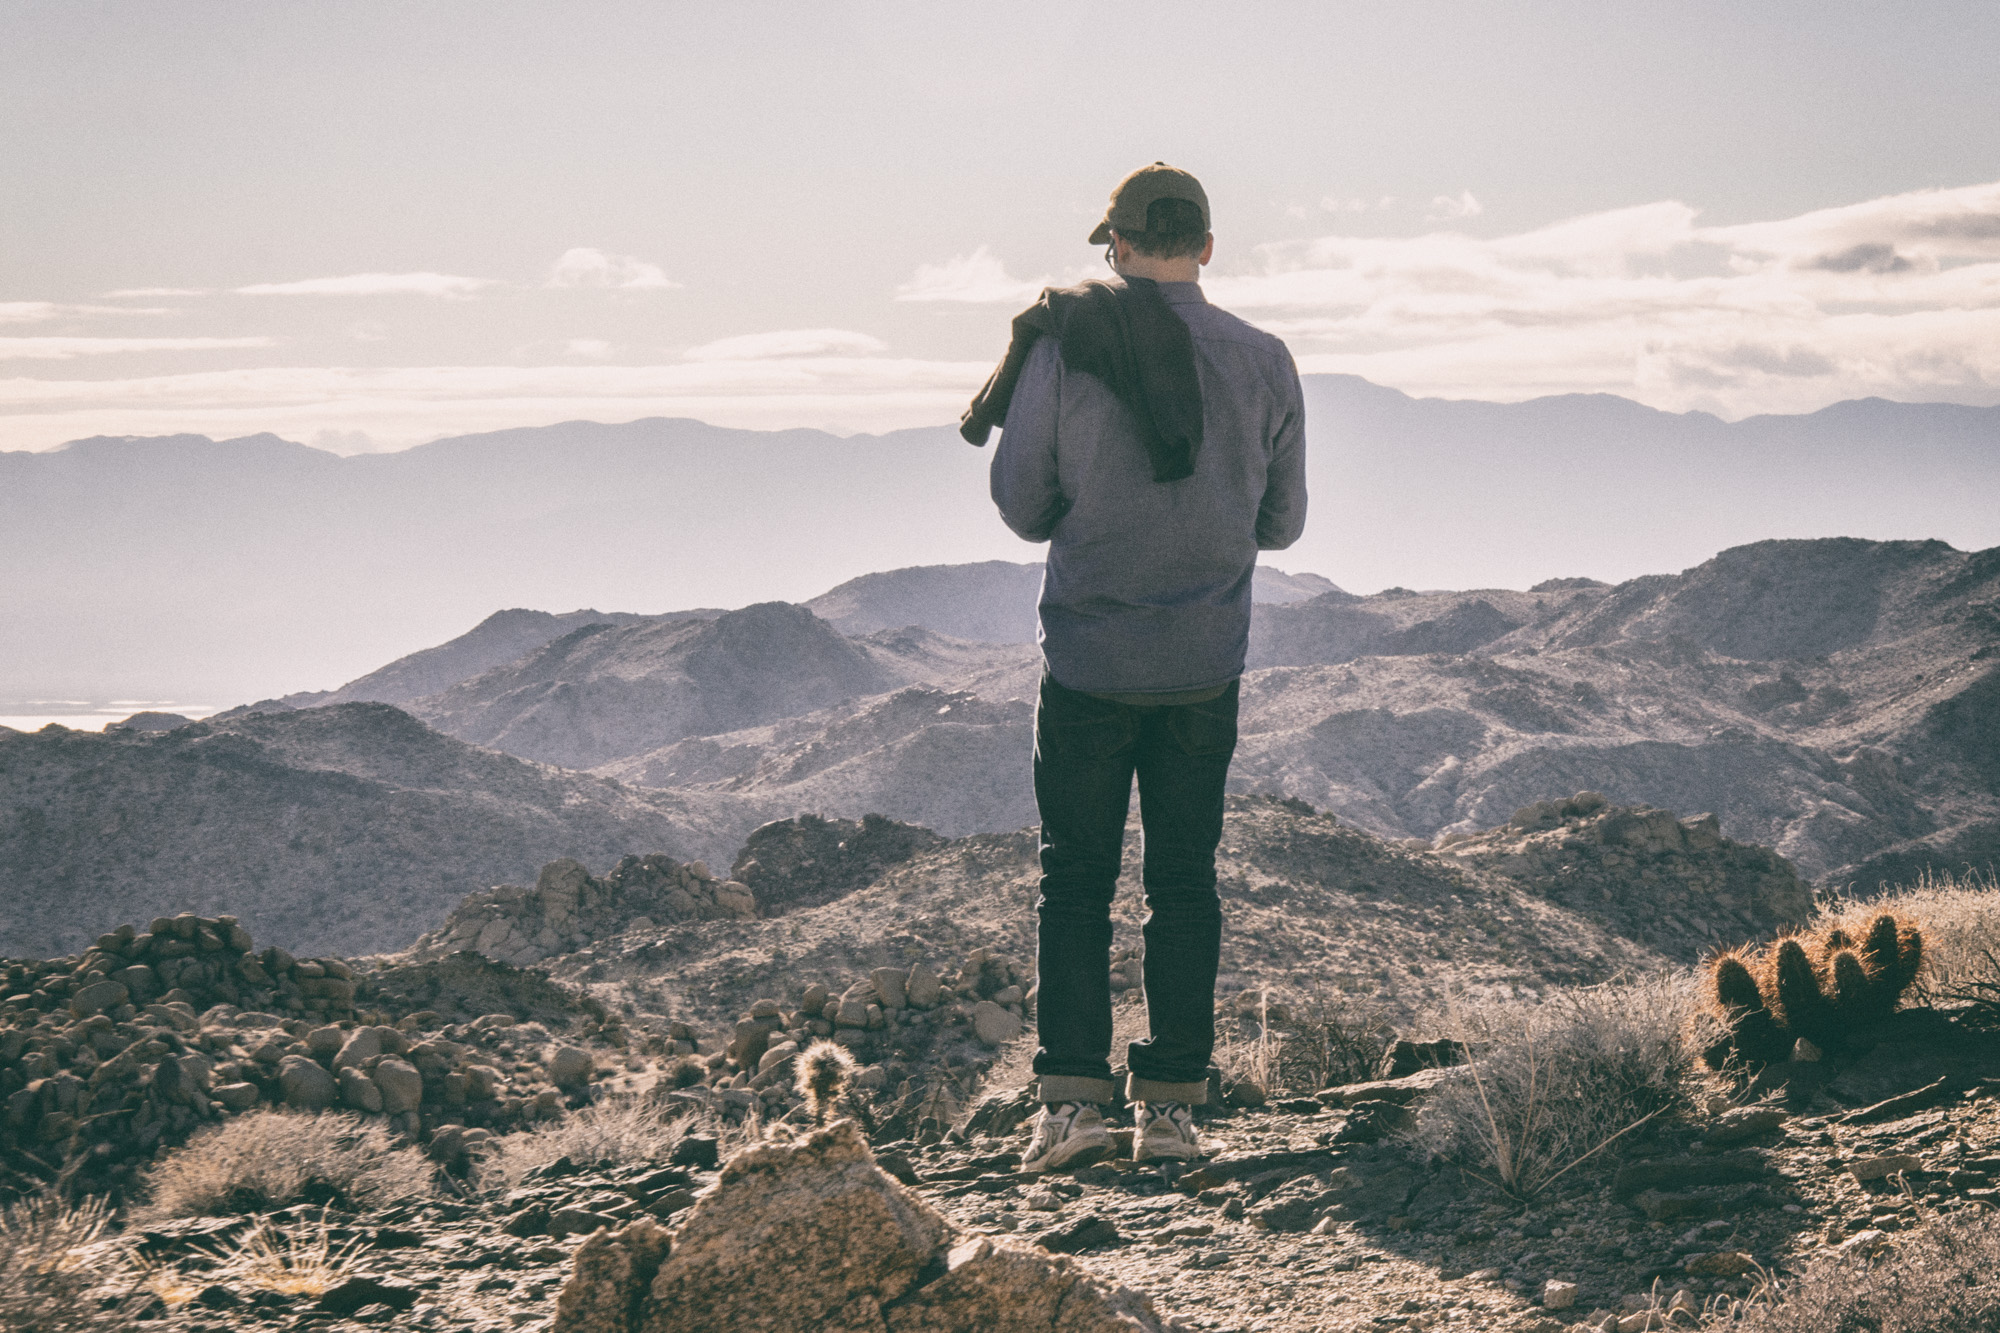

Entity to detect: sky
[4,0,2000,454]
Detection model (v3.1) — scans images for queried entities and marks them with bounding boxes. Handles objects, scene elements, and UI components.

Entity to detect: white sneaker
[1021,1102,1113,1174]
[1133,1101,1200,1163]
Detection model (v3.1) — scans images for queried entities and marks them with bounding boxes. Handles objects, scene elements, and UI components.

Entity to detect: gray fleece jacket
[990,279,1308,695]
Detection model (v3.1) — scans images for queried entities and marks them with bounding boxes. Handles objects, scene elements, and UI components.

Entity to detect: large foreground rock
[553,1119,1178,1333]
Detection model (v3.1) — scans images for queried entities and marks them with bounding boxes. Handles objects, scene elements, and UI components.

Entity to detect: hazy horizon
[7,2,2000,452]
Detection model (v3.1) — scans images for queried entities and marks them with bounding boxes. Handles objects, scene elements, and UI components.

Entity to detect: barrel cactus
[1703,913,1925,1071]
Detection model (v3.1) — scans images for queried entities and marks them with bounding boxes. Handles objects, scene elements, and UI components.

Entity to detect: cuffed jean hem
[1127,1073,1210,1105]
[1036,1074,1118,1105]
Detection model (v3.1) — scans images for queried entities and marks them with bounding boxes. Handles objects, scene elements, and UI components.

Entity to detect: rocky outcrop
[0,912,634,1198]
[553,1119,1179,1333]
[730,813,946,916]
[413,856,756,968]
[1439,794,1813,948]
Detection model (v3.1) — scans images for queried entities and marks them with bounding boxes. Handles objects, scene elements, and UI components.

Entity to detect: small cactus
[1706,951,1790,1069]
[1704,914,1926,1071]
[796,1040,856,1125]
[1828,949,1871,1016]
[1766,938,1835,1047]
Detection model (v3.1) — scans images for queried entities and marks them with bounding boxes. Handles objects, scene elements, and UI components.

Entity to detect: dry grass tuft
[478,1094,697,1191]
[224,1219,361,1299]
[1839,869,2000,1008]
[1410,972,1710,1200]
[0,1191,144,1331]
[1276,989,1395,1092]
[1719,1209,2000,1331]
[134,1110,433,1221]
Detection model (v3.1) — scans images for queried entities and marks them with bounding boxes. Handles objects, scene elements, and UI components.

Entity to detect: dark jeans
[1031,669,1236,1103]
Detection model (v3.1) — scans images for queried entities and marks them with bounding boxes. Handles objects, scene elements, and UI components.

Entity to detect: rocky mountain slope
[0,704,749,957]
[410,603,1038,772]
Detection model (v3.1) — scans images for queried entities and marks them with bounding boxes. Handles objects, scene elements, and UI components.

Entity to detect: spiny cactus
[1708,950,1791,1069]
[1704,913,1926,1071]
[1765,938,1837,1048]
[796,1040,856,1125]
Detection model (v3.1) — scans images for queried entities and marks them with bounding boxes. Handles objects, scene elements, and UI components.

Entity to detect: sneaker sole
[1023,1132,1114,1174]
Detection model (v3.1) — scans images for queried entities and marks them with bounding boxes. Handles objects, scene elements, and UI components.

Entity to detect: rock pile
[552,1118,1180,1333]
[1439,795,1813,952]
[669,946,1032,1139]
[0,912,638,1198]
[413,856,757,968]
[729,813,946,915]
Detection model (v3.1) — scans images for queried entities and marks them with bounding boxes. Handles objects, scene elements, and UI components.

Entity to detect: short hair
[1113,197,1208,260]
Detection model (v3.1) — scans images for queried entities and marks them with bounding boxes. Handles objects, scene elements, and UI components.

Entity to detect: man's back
[990,278,1307,694]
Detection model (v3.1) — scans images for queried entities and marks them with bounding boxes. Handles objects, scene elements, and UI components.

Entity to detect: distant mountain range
[5,378,1995,702]
[5,536,1996,956]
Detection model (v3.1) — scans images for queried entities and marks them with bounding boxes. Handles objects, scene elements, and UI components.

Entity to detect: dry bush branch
[477,1094,698,1191]
[0,1191,145,1332]
[1410,972,1705,1201]
[1718,1209,2000,1332]
[1276,989,1395,1091]
[134,1111,433,1222]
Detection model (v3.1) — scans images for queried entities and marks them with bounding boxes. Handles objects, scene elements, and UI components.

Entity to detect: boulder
[68,979,129,1017]
[370,1058,424,1115]
[549,1045,596,1087]
[971,1002,1024,1047]
[871,968,909,1011]
[885,1235,1165,1331]
[553,1217,673,1333]
[278,1054,337,1111]
[339,1065,385,1113]
[905,964,942,1010]
[554,1121,1172,1333]
[332,1026,384,1071]
[638,1119,947,1331]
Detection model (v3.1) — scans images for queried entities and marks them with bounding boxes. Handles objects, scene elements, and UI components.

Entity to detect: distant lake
[0,702,217,733]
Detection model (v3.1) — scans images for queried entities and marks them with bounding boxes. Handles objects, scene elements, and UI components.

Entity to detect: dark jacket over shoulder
[988,278,1307,695]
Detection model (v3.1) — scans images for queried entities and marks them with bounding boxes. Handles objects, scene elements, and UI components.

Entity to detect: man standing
[961,163,1308,1171]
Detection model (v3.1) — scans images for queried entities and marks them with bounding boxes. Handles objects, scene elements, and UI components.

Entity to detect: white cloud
[683,328,887,361]
[547,248,679,290]
[0,336,275,361]
[103,287,211,298]
[1427,190,1484,220]
[565,339,614,358]
[895,247,1049,304]
[0,301,173,323]
[1206,178,2000,416]
[235,272,494,297]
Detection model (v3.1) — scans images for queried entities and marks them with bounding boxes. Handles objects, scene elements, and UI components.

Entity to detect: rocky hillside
[0,704,749,957]
[411,603,1037,772]
[584,538,1997,891]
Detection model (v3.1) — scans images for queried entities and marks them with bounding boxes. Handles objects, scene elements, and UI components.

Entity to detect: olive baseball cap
[1088,162,1210,246]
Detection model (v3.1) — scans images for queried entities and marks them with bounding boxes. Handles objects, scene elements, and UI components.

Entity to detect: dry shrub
[1723,1210,2000,1332]
[223,1219,361,1299]
[135,1111,433,1221]
[1410,973,1708,1200]
[478,1094,697,1191]
[1843,870,2000,1009]
[0,1192,143,1331]
[1277,990,1395,1091]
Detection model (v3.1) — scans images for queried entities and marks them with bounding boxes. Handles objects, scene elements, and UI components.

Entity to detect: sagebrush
[1723,1210,2000,1332]
[136,1111,433,1220]
[1276,989,1395,1091]
[0,1192,143,1332]
[478,1094,696,1191]
[1410,973,1708,1200]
